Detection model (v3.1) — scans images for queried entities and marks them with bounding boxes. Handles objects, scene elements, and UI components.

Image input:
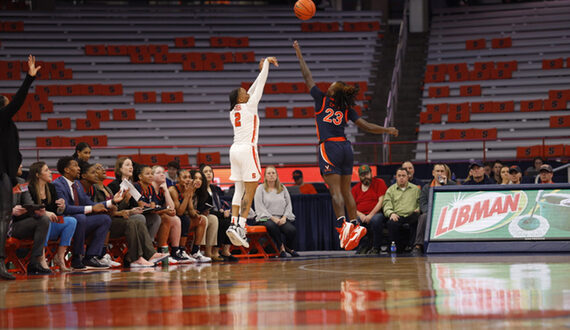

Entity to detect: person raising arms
[292,40,398,250]
[225,56,279,248]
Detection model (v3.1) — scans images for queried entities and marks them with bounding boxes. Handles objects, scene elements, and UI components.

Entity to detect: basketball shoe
[344,225,367,251]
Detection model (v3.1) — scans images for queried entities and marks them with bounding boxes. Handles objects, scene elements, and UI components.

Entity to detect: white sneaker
[232,225,250,249]
[174,249,196,264]
[167,256,179,265]
[98,254,121,268]
[226,225,244,247]
[192,250,212,263]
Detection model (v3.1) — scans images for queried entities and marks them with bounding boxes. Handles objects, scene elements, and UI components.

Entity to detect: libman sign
[429,188,570,241]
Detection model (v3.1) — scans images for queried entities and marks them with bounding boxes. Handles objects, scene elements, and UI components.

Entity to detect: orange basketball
[294,0,316,21]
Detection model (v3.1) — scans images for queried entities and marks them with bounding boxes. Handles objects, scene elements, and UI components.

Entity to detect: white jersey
[230,59,270,146]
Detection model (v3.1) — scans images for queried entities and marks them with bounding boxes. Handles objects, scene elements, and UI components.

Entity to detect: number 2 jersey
[230,59,270,146]
[310,86,360,143]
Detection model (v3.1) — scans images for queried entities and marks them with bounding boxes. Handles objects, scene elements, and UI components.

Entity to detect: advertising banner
[429,188,570,241]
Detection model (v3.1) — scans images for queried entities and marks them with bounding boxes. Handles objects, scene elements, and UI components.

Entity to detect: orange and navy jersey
[311,86,360,143]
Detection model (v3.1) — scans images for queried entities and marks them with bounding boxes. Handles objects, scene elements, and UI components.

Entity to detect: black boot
[0,259,15,280]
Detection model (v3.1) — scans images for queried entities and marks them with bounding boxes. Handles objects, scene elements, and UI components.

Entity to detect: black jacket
[0,74,35,186]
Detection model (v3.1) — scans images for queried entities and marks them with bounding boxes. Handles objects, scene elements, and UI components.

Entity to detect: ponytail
[332,81,358,111]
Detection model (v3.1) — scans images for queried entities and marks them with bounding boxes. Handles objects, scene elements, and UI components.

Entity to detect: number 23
[323,108,343,125]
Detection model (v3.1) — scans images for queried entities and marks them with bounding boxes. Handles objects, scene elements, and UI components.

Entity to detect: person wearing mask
[10,164,51,274]
[72,142,92,164]
[538,164,554,184]
[28,161,77,272]
[508,165,522,184]
[53,156,118,270]
[254,166,299,258]
[411,164,456,256]
[200,164,238,262]
[292,170,317,194]
[462,161,495,185]
[351,165,387,255]
[0,55,41,280]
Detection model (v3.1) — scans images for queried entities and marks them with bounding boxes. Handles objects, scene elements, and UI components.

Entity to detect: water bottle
[390,241,397,253]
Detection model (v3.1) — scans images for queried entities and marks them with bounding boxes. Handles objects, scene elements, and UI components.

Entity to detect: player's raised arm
[354,118,399,136]
[293,40,315,90]
[247,57,278,106]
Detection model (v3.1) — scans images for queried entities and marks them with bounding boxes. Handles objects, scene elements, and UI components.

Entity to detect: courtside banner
[429,185,570,241]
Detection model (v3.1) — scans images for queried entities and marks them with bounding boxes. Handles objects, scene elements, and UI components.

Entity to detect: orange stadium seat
[130,53,152,63]
[424,71,446,83]
[86,110,110,121]
[234,51,255,63]
[550,115,570,128]
[548,89,570,101]
[3,21,24,32]
[36,136,61,148]
[471,101,493,113]
[426,64,447,74]
[420,111,441,124]
[520,99,543,112]
[153,53,169,63]
[161,91,184,103]
[474,62,494,71]
[76,118,100,130]
[447,63,468,73]
[459,85,481,96]
[449,70,469,82]
[543,99,566,111]
[47,118,71,130]
[265,107,287,118]
[113,108,136,121]
[447,103,470,122]
[516,145,543,159]
[196,152,221,165]
[219,52,234,63]
[170,154,190,167]
[465,38,486,50]
[87,135,108,147]
[174,36,195,48]
[230,37,249,47]
[140,154,167,166]
[542,58,564,70]
[497,60,517,71]
[148,44,168,55]
[107,45,128,56]
[134,91,156,103]
[428,86,450,98]
[491,68,512,79]
[320,22,339,32]
[544,144,565,157]
[469,69,492,81]
[427,103,449,114]
[493,101,514,113]
[293,106,315,118]
[85,44,107,56]
[491,37,512,48]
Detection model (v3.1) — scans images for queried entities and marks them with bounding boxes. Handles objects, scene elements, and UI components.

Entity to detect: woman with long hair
[27,161,77,272]
[72,142,92,163]
[293,40,398,251]
[189,169,217,261]
[225,56,279,249]
[499,165,510,185]
[254,166,298,258]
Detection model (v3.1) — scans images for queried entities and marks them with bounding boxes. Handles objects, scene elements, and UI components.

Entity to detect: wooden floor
[1,252,570,328]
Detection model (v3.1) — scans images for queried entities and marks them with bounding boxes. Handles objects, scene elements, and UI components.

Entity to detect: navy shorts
[318,140,353,176]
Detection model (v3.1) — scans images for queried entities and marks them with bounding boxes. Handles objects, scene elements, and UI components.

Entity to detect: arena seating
[0,4,382,167]
[417,1,570,162]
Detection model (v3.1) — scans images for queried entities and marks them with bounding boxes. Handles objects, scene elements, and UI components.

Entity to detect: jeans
[45,216,77,246]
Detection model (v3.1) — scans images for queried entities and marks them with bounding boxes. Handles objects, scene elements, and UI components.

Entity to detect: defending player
[293,41,398,250]
[226,57,279,248]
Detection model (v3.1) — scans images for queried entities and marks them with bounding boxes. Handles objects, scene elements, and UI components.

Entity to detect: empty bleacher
[0,4,383,167]
[416,0,570,162]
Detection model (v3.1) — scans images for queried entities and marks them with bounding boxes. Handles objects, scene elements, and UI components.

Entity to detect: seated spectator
[165,160,180,187]
[523,166,539,183]
[533,157,545,171]
[462,161,495,185]
[508,165,522,184]
[491,160,503,184]
[135,165,191,263]
[10,164,51,274]
[200,164,238,262]
[351,164,387,255]
[538,164,554,184]
[72,142,92,164]
[28,161,77,272]
[391,161,423,187]
[53,156,115,270]
[483,161,495,183]
[292,170,317,194]
[499,165,510,184]
[190,169,217,262]
[412,163,456,256]
[82,163,167,268]
[109,157,161,240]
[384,167,420,252]
[169,169,207,262]
[254,166,298,258]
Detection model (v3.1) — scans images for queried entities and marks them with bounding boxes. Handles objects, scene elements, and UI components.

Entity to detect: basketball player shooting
[293,40,398,250]
[226,56,279,248]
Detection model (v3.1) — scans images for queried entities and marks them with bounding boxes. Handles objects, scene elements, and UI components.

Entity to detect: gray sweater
[254,184,295,221]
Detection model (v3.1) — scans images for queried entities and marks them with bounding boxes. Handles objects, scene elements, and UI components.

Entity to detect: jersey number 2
[323,108,343,125]
[234,112,241,127]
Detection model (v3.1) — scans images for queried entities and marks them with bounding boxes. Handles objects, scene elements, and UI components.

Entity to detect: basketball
[294,0,316,21]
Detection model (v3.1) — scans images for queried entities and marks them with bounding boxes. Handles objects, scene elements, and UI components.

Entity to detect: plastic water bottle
[390,241,397,253]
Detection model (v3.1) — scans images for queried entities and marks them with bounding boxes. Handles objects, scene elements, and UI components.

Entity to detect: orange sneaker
[344,225,367,251]
[339,221,354,249]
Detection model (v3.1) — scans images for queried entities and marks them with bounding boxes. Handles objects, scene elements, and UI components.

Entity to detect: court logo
[434,191,527,238]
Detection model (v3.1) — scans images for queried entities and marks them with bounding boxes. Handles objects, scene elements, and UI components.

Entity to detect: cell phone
[23,204,44,212]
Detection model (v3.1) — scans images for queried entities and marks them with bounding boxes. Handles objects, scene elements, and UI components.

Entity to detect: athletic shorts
[229,143,261,182]
[318,140,353,176]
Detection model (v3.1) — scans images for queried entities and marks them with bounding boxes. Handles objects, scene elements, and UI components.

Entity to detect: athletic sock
[336,216,346,228]
[350,219,362,226]
[238,217,246,228]
[231,215,238,226]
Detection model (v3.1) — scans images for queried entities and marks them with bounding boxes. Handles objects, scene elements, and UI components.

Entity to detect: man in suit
[53,157,120,269]
[0,55,41,280]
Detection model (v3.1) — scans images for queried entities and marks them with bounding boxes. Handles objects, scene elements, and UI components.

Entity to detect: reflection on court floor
[1,253,569,328]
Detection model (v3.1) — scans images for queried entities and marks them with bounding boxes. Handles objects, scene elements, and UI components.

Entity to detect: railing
[20,135,570,166]
[383,0,409,163]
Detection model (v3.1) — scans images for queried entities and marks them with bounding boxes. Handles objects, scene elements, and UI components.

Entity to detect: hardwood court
[1,252,569,328]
